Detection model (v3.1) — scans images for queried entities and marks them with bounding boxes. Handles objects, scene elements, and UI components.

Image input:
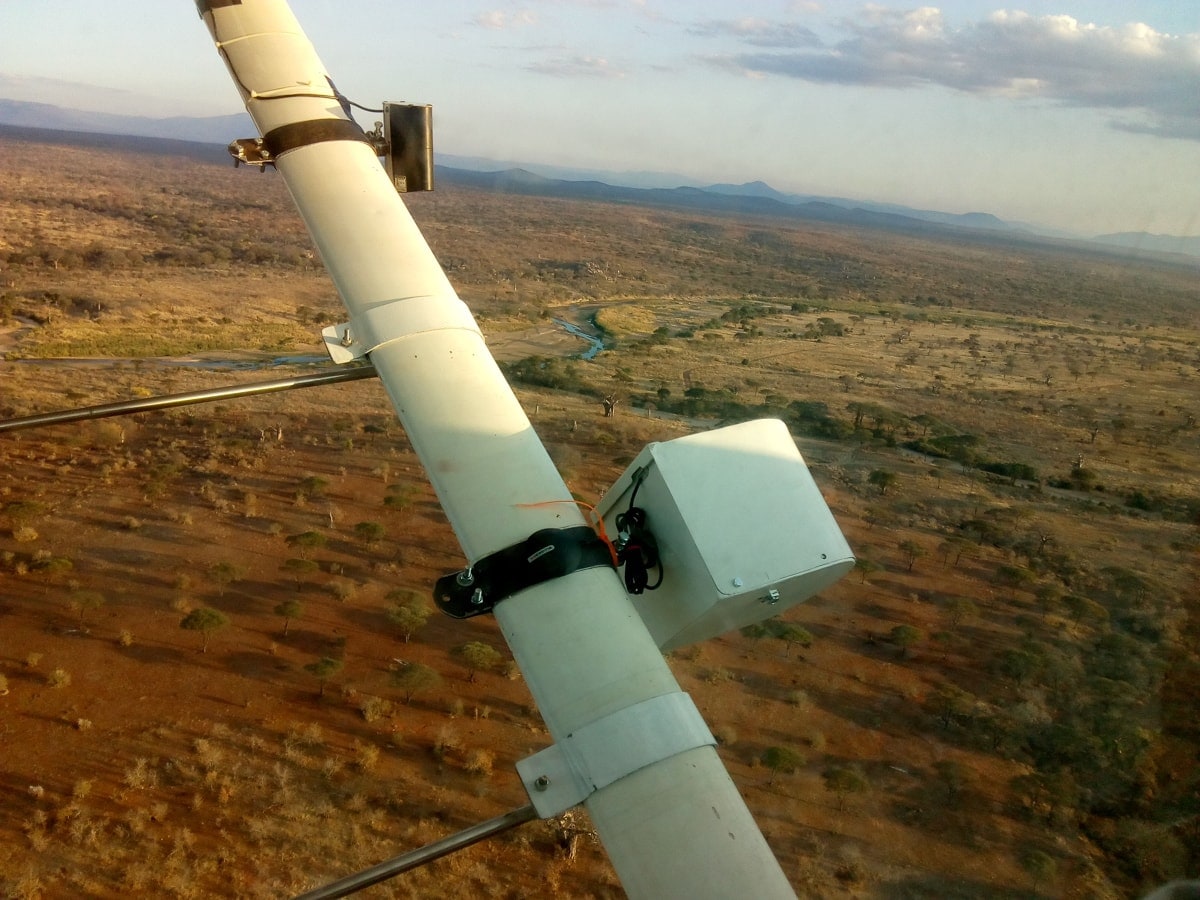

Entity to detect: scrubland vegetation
[0,129,1197,898]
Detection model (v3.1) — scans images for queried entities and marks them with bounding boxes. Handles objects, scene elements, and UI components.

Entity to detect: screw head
[732,577,743,589]
[534,775,550,791]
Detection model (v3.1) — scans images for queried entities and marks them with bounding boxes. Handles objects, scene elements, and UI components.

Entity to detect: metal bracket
[364,120,388,158]
[229,137,274,169]
[322,323,363,364]
[320,295,481,366]
[434,526,615,620]
[517,692,716,819]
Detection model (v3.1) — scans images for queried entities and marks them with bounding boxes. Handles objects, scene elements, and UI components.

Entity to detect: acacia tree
[456,642,502,683]
[286,531,326,559]
[854,557,880,584]
[298,475,329,499]
[890,624,924,659]
[305,656,343,697]
[940,536,975,568]
[823,766,870,810]
[274,598,303,636]
[929,682,976,730]
[282,557,319,590]
[899,540,925,572]
[180,607,229,653]
[739,623,770,654]
[392,663,441,704]
[383,484,414,512]
[208,561,244,597]
[68,590,106,626]
[386,590,431,643]
[354,521,386,548]
[762,746,804,785]
[867,469,897,495]
[944,597,978,628]
[773,624,813,658]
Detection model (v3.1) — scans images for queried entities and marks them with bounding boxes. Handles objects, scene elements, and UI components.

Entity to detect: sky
[0,1,1198,237]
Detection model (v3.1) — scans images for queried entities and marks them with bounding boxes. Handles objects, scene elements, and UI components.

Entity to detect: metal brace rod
[0,364,377,434]
[292,804,537,900]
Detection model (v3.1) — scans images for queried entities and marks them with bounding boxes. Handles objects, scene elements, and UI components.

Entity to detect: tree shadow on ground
[877,874,1045,900]
[116,641,189,667]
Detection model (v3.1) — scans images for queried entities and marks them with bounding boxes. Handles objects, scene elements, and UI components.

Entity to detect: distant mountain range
[0,99,251,146]
[1092,231,1200,259]
[1,98,1196,261]
[433,166,1025,240]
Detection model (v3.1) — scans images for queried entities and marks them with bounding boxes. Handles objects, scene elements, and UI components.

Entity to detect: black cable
[346,98,384,114]
[615,467,662,594]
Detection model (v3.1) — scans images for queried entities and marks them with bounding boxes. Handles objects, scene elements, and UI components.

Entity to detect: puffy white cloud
[707,6,1200,140]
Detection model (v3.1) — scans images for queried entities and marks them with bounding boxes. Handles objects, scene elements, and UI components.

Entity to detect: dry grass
[1,129,1197,899]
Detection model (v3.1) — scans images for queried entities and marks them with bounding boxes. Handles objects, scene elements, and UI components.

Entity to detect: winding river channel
[552,317,605,360]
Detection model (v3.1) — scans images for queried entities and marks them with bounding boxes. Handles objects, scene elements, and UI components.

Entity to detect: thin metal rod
[0,364,377,433]
[293,804,538,900]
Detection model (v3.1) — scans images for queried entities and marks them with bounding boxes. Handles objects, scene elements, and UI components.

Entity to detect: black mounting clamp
[434,526,616,619]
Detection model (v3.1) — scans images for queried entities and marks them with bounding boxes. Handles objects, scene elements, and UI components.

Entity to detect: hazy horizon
[1,2,1197,238]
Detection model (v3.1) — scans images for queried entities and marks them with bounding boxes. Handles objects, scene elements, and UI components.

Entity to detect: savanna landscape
[0,125,1197,898]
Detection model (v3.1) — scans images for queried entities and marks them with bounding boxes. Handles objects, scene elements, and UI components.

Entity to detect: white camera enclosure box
[595,419,854,651]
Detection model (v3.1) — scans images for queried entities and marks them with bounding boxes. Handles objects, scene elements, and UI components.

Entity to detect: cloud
[526,55,626,78]
[711,6,1200,141]
[689,18,821,49]
[474,10,538,30]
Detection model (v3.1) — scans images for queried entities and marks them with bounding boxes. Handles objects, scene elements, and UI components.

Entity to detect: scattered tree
[298,475,329,499]
[384,484,414,511]
[208,561,244,597]
[929,682,976,729]
[899,540,925,572]
[180,607,229,653]
[1035,583,1062,619]
[944,597,978,628]
[774,624,813,658]
[354,521,386,548]
[868,469,897,495]
[1020,848,1057,888]
[68,590,105,626]
[762,746,805,784]
[890,624,924,658]
[282,557,319,590]
[455,642,502,683]
[392,663,441,704]
[854,557,880,584]
[1064,594,1108,626]
[305,656,343,697]
[285,531,326,559]
[995,563,1036,598]
[274,598,303,636]
[823,766,870,810]
[386,591,432,643]
[992,647,1039,685]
